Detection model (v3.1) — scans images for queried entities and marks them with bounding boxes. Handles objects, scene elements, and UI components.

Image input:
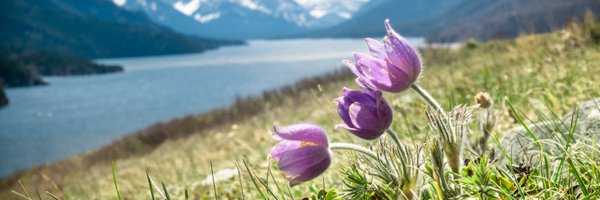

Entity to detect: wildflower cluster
[268,19,440,195]
[267,19,600,199]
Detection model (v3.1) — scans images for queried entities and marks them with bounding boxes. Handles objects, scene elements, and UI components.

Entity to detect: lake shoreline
[0,38,397,178]
[0,86,7,107]
[0,67,353,186]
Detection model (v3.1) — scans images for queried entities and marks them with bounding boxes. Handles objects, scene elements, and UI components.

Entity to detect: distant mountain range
[0,0,243,96]
[293,0,600,42]
[0,0,240,58]
[294,0,464,38]
[112,0,369,39]
[426,0,600,42]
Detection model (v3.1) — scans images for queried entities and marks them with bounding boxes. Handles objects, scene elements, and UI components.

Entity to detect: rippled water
[0,38,426,177]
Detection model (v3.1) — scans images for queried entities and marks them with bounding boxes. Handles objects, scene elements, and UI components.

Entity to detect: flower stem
[410,84,447,119]
[386,129,402,148]
[330,143,378,160]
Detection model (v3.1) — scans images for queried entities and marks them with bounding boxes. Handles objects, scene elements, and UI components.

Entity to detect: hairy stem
[386,129,403,148]
[411,84,447,119]
[330,143,378,160]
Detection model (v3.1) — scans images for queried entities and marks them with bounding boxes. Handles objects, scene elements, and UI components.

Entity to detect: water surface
[0,38,426,177]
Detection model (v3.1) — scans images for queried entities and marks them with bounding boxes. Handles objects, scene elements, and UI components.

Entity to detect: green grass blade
[552,108,579,184]
[255,166,279,199]
[234,162,245,199]
[161,182,171,200]
[568,158,589,196]
[146,171,155,200]
[286,180,295,200]
[507,99,551,197]
[112,161,122,200]
[491,135,526,197]
[210,161,219,200]
[267,165,286,200]
[506,99,542,150]
[242,159,268,200]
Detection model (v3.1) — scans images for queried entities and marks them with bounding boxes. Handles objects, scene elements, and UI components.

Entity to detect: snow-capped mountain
[294,0,368,26]
[110,0,368,39]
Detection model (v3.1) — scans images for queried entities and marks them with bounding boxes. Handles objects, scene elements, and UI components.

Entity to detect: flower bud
[474,92,493,108]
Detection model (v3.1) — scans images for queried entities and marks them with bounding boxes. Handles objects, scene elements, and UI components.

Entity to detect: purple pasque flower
[269,123,331,186]
[344,19,422,93]
[335,86,393,140]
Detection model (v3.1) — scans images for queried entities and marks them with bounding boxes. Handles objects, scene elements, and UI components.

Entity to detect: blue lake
[0,38,426,177]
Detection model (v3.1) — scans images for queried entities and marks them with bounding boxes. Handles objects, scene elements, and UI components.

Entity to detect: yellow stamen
[300,141,318,147]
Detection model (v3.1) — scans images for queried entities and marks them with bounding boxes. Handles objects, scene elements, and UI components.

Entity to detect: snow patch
[193,12,221,23]
[150,1,157,11]
[238,0,272,14]
[112,0,127,7]
[309,9,327,18]
[337,12,352,19]
[294,0,326,7]
[173,0,202,16]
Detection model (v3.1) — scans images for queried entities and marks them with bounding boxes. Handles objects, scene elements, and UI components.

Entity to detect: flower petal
[269,140,302,161]
[289,157,331,186]
[343,88,376,108]
[365,38,386,59]
[335,96,354,128]
[337,124,381,140]
[348,102,379,131]
[342,60,361,77]
[278,145,331,186]
[384,19,422,82]
[274,124,328,146]
[355,52,411,92]
[375,94,393,123]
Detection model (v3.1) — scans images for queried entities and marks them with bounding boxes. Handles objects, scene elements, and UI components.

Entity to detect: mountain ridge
[0,0,241,58]
[114,0,369,39]
[426,0,600,42]
[290,0,600,43]
[287,0,464,38]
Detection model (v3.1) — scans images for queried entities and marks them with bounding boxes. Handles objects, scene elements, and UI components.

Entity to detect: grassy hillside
[2,21,600,199]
